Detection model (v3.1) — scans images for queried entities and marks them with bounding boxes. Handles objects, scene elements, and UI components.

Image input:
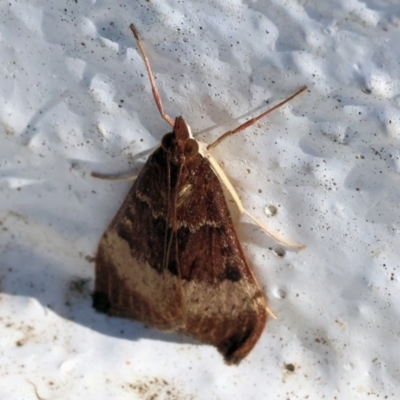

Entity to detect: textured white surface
[1,0,400,399]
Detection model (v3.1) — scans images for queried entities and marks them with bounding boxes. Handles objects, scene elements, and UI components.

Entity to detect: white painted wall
[1,0,399,398]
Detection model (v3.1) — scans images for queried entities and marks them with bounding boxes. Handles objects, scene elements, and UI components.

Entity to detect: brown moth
[92,24,306,365]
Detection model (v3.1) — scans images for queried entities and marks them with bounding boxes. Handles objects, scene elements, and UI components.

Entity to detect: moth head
[161,116,199,163]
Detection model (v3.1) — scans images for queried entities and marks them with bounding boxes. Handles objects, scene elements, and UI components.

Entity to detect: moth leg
[207,86,307,150]
[91,144,161,181]
[129,24,175,127]
[266,306,278,319]
[204,149,305,250]
[27,381,44,400]
[91,171,138,181]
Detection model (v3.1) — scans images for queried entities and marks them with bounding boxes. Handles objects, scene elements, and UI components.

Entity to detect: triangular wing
[172,152,268,364]
[93,146,185,330]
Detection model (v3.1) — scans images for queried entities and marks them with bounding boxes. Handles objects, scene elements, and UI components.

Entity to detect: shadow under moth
[92,24,306,365]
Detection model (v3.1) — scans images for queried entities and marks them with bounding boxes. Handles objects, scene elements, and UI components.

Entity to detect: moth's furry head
[161,116,199,165]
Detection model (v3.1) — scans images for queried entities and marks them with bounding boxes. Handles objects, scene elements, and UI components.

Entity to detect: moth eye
[161,133,174,151]
[184,138,199,159]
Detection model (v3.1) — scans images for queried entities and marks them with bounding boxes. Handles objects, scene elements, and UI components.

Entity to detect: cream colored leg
[199,143,305,250]
[266,307,278,319]
[92,144,161,181]
[91,171,138,181]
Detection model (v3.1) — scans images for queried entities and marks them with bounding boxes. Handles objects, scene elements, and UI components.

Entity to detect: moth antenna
[204,150,305,250]
[207,86,307,150]
[129,24,175,127]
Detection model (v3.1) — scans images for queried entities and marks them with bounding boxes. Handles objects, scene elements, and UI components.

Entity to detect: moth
[92,24,306,365]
